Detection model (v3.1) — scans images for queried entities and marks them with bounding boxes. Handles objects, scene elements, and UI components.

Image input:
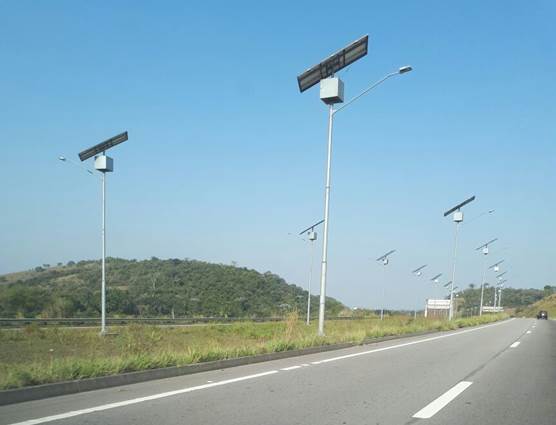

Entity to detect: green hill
[455,285,552,311]
[0,258,345,318]
[520,293,556,318]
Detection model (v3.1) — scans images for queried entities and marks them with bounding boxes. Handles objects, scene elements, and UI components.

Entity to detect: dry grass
[0,313,508,390]
[520,293,556,318]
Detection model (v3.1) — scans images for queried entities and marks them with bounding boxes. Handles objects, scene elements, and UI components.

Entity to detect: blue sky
[1,1,554,309]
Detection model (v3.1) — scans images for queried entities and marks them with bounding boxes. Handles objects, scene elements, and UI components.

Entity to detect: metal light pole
[443,196,475,320]
[92,154,113,335]
[296,37,411,335]
[483,258,503,315]
[58,155,106,332]
[380,259,387,320]
[448,219,461,320]
[482,283,490,312]
[412,265,427,319]
[100,166,107,334]
[496,273,507,310]
[479,251,488,316]
[376,250,396,321]
[297,219,324,325]
[498,279,507,308]
[59,155,110,335]
[71,131,129,336]
[478,241,498,316]
[315,68,412,336]
[318,102,334,336]
[306,230,317,325]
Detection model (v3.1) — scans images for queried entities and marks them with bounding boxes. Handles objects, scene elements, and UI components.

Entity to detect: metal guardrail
[0,317,277,327]
[0,316,361,328]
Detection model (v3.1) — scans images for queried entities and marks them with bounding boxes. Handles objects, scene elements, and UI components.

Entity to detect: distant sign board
[426,299,451,310]
[482,306,504,313]
[424,299,451,318]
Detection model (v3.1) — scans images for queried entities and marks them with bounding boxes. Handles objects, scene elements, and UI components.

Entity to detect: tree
[0,258,346,318]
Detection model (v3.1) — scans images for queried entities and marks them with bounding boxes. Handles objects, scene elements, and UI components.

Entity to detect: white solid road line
[6,318,515,425]
[280,365,301,371]
[311,319,513,365]
[7,371,279,425]
[413,381,473,419]
[510,341,521,348]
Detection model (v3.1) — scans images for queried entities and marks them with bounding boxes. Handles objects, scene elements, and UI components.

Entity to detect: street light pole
[317,104,334,336]
[92,154,114,335]
[448,219,461,320]
[478,243,499,316]
[297,220,324,326]
[443,196,475,321]
[64,131,128,336]
[306,230,317,325]
[380,259,388,320]
[100,170,107,335]
[59,155,106,333]
[316,67,412,337]
[375,250,396,321]
[479,252,487,316]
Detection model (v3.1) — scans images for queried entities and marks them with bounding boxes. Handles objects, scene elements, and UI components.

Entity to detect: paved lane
[1,318,553,425]
[420,318,556,425]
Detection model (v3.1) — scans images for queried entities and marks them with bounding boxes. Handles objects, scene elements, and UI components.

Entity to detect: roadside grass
[519,293,556,318]
[0,313,508,390]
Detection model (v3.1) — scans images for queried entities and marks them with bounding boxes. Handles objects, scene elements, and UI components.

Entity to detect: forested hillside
[456,284,554,312]
[0,258,345,318]
[520,293,556,318]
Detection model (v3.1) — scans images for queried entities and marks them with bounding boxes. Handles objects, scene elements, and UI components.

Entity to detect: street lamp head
[398,66,413,74]
[58,156,66,161]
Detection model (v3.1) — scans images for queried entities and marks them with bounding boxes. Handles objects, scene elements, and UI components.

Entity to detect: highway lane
[422,317,556,425]
[0,318,553,425]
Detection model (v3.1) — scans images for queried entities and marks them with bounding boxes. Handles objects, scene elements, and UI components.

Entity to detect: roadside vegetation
[456,284,554,315]
[0,313,507,390]
[519,293,556,318]
[0,258,345,318]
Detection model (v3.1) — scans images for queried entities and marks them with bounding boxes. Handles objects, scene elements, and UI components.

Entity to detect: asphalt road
[1,318,554,425]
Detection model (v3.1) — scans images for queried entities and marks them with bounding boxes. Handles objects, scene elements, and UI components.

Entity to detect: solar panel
[412,264,427,273]
[431,273,442,281]
[376,249,396,262]
[299,219,325,235]
[488,260,504,269]
[443,196,476,217]
[297,35,369,93]
[79,132,129,161]
[476,238,498,250]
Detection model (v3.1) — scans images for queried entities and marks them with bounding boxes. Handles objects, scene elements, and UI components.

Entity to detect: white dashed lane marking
[413,381,473,419]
